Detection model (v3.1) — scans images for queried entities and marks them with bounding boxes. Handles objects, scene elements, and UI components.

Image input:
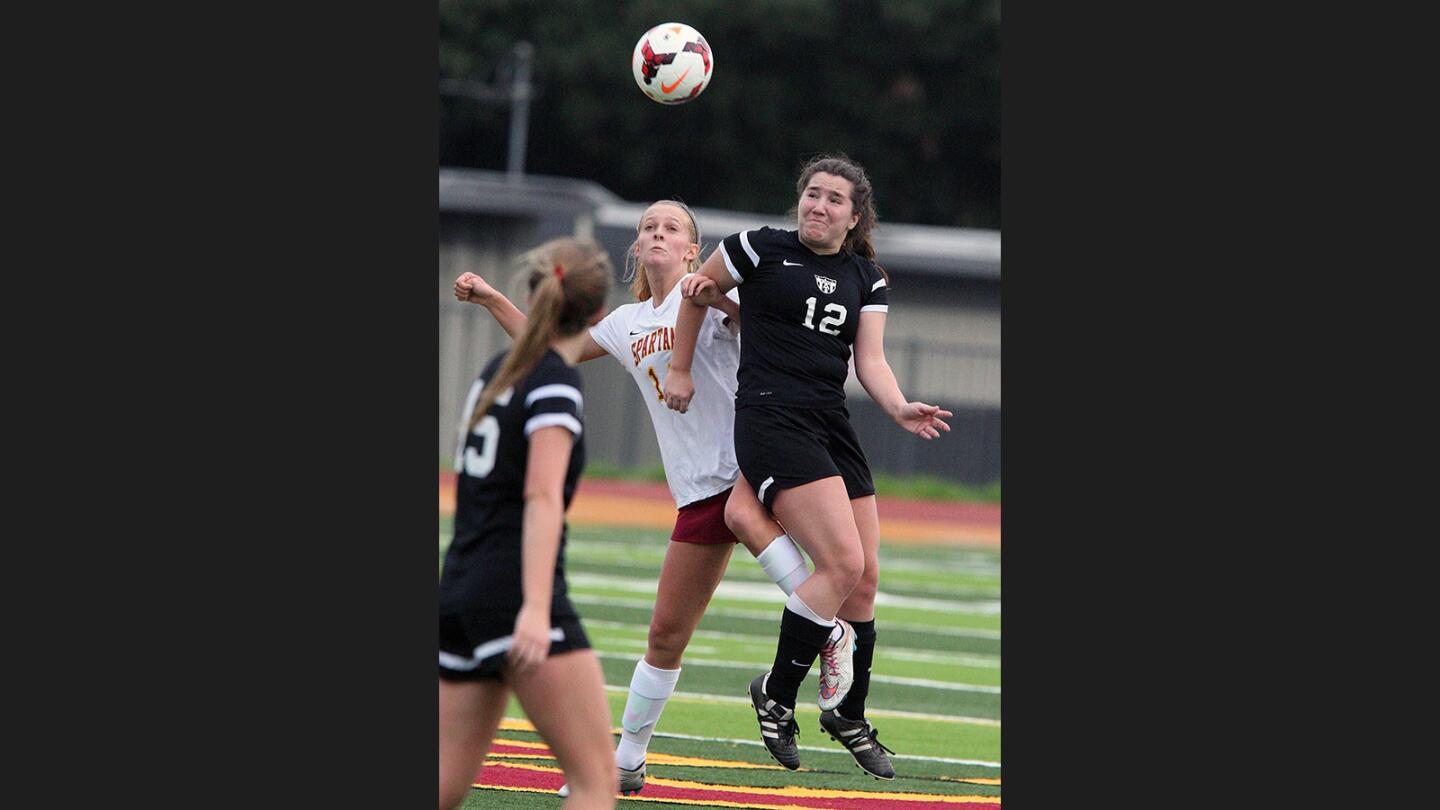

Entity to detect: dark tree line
[441,0,999,228]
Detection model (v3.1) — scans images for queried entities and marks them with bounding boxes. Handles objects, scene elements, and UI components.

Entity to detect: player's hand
[663,368,695,413]
[894,401,952,440]
[454,272,498,305]
[680,274,721,307]
[506,604,551,674]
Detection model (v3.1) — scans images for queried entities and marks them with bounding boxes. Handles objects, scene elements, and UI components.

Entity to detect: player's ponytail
[469,239,612,430]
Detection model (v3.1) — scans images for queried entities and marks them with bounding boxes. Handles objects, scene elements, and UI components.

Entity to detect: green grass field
[440,517,1001,808]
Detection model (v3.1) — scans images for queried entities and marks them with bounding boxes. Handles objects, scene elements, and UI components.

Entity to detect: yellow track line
[478,759,1000,804]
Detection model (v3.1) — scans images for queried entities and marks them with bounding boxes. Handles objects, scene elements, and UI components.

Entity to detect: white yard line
[604,685,1001,728]
[583,617,1001,665]
[570,539,999,582]
[886,649,1001,668]
[577,607,1002,644]
[593,651,1000,693]
[877,554,1000,574]
[571,557,999,598]
[568,573,1001,616]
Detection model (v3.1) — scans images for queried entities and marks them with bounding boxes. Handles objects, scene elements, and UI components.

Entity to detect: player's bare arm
[853,310,952,439]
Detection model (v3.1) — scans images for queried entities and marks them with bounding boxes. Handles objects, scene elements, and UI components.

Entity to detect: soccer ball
[631,22,714,104]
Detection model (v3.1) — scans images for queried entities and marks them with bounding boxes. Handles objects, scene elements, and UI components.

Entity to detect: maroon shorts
[671,487,739,545]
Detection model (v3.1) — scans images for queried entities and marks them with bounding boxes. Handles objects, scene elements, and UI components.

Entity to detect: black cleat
[748,672,801,770]
[820,708,896,780]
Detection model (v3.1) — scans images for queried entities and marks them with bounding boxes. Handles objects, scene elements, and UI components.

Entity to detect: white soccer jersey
[589,280,742,508]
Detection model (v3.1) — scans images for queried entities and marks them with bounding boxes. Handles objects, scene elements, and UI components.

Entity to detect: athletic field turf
[439,510,1001,808]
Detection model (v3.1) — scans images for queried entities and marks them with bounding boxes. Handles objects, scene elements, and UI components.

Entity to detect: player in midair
[665,156,952,780]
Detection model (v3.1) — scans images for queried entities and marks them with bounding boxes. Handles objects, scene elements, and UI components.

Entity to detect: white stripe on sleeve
[525,412,583,437]
[720,242,745,285]
[860,304,890,313]
[738,230,760,267]
[525,384,583,410]
[872,278,888,291]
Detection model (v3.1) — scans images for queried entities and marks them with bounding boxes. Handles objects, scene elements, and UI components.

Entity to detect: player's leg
[819,491,895,779]
[733,406,865,769]
[649,492,739,670]
[514,650,617,809]
[819,412,893,778]
[763,476,864,708]
[645,539,733,668]
[741,476,864,769]
[814,408,881,713]
[739,456,856,715]
[836,494,881,707]
[439,677,510,810]
[615,537,732,773]
[560,498,738,799]
[724,475,812,595]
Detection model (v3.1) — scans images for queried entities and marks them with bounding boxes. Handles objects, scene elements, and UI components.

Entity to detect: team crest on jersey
[814,275,837,294]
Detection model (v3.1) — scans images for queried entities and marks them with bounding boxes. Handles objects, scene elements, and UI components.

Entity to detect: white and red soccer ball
[631,22,713,104]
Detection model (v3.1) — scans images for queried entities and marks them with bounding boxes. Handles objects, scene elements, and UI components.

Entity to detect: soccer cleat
[556,761,646,798]
[748,672,801,770]
[618,762,646,796]
[817,618,856,711]
[819,708,896,780]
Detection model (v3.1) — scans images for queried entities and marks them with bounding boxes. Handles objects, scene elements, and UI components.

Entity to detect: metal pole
[506,42,533,182]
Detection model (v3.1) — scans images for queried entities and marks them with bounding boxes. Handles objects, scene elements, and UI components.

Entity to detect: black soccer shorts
[438,610,591,682]
[732,404,876,510]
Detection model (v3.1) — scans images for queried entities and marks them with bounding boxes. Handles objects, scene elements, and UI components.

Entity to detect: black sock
[766,607,833,709]
[836,619,876,720]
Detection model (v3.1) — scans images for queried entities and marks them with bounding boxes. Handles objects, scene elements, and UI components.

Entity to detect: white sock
[756,534,811,595]
[785,590,835,628]
[615,659,680,770]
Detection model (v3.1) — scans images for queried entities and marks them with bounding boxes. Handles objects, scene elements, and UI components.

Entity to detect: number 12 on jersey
[802,297,846,336]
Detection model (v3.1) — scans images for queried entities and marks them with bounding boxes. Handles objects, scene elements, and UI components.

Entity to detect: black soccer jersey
[716,226,890,409]
[440,348,585,614]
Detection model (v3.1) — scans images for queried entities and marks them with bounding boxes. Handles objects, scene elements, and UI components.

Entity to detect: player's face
[798,172,860,253]
[635,204,698,273]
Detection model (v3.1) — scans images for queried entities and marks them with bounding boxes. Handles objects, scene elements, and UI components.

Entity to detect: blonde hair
[469,238,612,430]
[623,199,703,302]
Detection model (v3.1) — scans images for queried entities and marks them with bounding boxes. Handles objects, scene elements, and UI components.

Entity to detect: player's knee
[724,494,761,536]
[646,620,687,668]
[823,544,865,592]
[847,566,878,607]
[726,500,776,555]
